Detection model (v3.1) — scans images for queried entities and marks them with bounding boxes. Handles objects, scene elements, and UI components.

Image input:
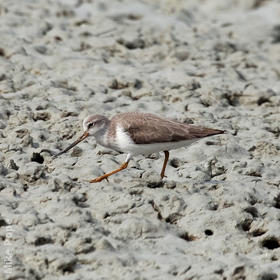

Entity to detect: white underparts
[115,125,198,156]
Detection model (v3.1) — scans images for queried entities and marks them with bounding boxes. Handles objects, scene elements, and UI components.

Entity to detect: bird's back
[109,112,224,145]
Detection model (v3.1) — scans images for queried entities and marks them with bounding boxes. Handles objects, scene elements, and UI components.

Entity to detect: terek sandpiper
[54,112,224,183]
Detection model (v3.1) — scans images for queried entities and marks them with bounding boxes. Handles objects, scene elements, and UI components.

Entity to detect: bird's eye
[88,122,94,129]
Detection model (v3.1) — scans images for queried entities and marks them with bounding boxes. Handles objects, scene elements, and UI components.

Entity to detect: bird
[54,112,224,183]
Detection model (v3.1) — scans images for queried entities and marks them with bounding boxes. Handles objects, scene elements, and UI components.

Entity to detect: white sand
[0,0,280,279]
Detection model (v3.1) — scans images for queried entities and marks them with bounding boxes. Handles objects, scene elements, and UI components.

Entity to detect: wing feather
[110,113,224,144]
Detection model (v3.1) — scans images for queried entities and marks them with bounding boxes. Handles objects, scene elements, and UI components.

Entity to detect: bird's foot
[88,162,129,183]
[89,175,110,183]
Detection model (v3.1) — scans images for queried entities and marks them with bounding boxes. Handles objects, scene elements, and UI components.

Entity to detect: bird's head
[54,114,109,157]
[82,115,109,136]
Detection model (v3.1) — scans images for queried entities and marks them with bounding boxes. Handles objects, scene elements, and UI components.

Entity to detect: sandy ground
[0,0,280,279]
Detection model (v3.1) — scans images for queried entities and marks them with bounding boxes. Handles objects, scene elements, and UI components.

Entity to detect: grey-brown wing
[114,113,223,144]
[185,125,224,139]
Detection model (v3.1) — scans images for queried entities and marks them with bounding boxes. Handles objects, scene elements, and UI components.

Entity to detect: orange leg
[160,151,169,178]
[90,162,129,183]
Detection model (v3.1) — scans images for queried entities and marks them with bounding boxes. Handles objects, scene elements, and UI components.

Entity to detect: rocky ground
[0,0,280,279]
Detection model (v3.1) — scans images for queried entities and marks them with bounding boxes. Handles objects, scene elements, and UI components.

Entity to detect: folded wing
[112,113,224,144]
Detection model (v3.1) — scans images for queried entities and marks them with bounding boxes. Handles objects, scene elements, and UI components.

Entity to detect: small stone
[70,146,83,157]
[174,49,189,61]
[34,45,48,54]
[95,238,115,251]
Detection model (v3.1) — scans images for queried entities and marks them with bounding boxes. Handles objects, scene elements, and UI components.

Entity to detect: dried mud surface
[0,0,280,279]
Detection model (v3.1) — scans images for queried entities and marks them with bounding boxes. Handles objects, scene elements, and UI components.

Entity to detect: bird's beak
[54,131,89,158]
